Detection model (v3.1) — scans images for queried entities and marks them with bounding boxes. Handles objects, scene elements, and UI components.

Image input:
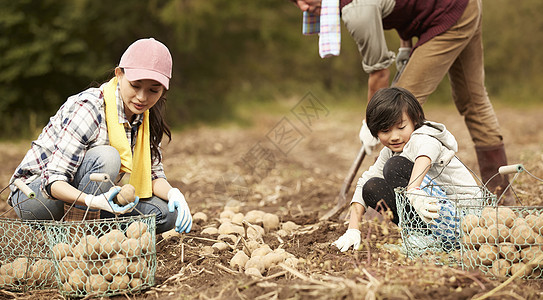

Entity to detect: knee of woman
[88,146,121,174]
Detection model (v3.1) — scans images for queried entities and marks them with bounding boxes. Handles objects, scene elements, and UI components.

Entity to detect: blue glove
[167,188,192,233]
[84,186,139,214]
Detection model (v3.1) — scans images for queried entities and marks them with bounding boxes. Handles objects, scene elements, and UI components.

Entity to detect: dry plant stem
[216,263,238,275]
[239,236,253,257]
[473,252,543,300]
[245,271,288,287]
[449,268,486,290]
[365,223,372,265]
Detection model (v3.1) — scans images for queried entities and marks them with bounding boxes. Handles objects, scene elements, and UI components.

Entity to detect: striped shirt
[9,82,166,198]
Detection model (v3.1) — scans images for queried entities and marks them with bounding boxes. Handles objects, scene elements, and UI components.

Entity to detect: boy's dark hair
[366,87,426,137]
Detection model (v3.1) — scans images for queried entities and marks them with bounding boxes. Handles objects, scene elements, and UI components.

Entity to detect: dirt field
[0,98,542,299]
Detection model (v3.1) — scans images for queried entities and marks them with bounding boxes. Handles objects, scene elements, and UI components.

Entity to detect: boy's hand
[408,188,440,224]
[332,229,361,252]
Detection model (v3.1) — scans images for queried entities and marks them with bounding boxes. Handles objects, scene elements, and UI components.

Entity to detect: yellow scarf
[103,77,152,198]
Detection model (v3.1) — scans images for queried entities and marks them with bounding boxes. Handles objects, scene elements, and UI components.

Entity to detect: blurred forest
[1,0,542,138]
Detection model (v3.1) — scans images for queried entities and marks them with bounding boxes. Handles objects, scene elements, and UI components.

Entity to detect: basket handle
[13,179,36,198]
[498,164,524,175]
[89,173,111,182]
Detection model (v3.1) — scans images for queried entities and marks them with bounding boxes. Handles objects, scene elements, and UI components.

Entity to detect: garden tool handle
[498,164,524,175]
[13,179,36,198]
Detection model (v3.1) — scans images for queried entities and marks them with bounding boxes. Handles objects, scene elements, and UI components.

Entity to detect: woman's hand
[167,188,192,233]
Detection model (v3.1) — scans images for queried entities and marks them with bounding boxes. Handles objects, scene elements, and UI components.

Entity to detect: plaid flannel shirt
[9,82,166,199]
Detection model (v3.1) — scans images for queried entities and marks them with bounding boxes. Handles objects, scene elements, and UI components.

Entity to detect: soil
[0,102,542,299]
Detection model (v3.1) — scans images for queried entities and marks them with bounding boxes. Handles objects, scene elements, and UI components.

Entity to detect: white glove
[359,119,380,155]
[396,47,411,71]
[84,186,139,214]
[332,229,361,252]
[407,188,440,224]
[168,188,192,233]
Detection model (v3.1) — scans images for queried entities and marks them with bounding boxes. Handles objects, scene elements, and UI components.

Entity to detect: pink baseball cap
[119,38,173,89]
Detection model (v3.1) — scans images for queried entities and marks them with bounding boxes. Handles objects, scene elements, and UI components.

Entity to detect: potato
[281,221,300,234]
[479,244,499,265]
[201,246,215,256]
[262,213,280,232]
[480,207,516,228]
[469,227,485,244]
[499,243,521,263]
[479,207,497,227]
[129,277,144,289]
[127,258,148,278]
[491,259,511,277]
[139,231,153,253]
[244,267,262,278]
[161,229,180,240]
[29,259,54,285]
[201,227,219,235]
[99,229,126,258]
[193,212,208,224]
[11,257,29,281]
[224,199,241,213]
[220,210,235,220]
[110,274,130,291]
[526,214,543,235]
[486,224,509,243]
[218,222,244,235]
[284,257,299,268]
[87,260,105,275]
[62,281,75,293]
[217,234,238,244]
[230,251,249,270]
[462,249,480,269]
[462,234,478,250]
[243,240,261,257]
[126,221,148,239]
[52,242,72,260]
[231,213,244,224]
[121,238,142,257]
[116,184,136,205]
[58,256,85,282]
[244,210,265,224]
[68,269,87,292]
[0,274,16,286]
[521,247,543,268]
[247,225,265,240]
[462,214,480,234]
[245,257,265,274]
[212,242,229,252]
[511,225,537,245]
[104,254,128,277]
[512,218,529,229]
[77,235,100,260]
[86,274,109,293]
[261,252,284,269]
[251,245,272,258]
[511,262,530,278]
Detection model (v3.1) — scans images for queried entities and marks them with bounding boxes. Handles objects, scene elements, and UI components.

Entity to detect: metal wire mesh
[395,184,496,263]
[0,218,56,292]
[44,214,157,297]
[459,205,543,279]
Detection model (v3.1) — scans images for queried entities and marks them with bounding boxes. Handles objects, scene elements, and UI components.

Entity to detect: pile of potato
[461,206,543,278]
[50,220,154,295]
[0,256,56,288]
[167,200,301,278]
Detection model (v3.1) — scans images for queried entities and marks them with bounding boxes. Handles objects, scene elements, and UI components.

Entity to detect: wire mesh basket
[460,205,543,279]
[458,164,543,279]
[0,174,157,296]
[395,183,496,263]
[0,218,56,292]
[44,214,157,297]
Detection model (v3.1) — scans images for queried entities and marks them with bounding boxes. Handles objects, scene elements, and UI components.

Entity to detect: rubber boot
[475,144,516,206]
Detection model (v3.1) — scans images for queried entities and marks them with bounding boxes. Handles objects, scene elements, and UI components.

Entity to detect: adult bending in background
[290,0,513,204]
